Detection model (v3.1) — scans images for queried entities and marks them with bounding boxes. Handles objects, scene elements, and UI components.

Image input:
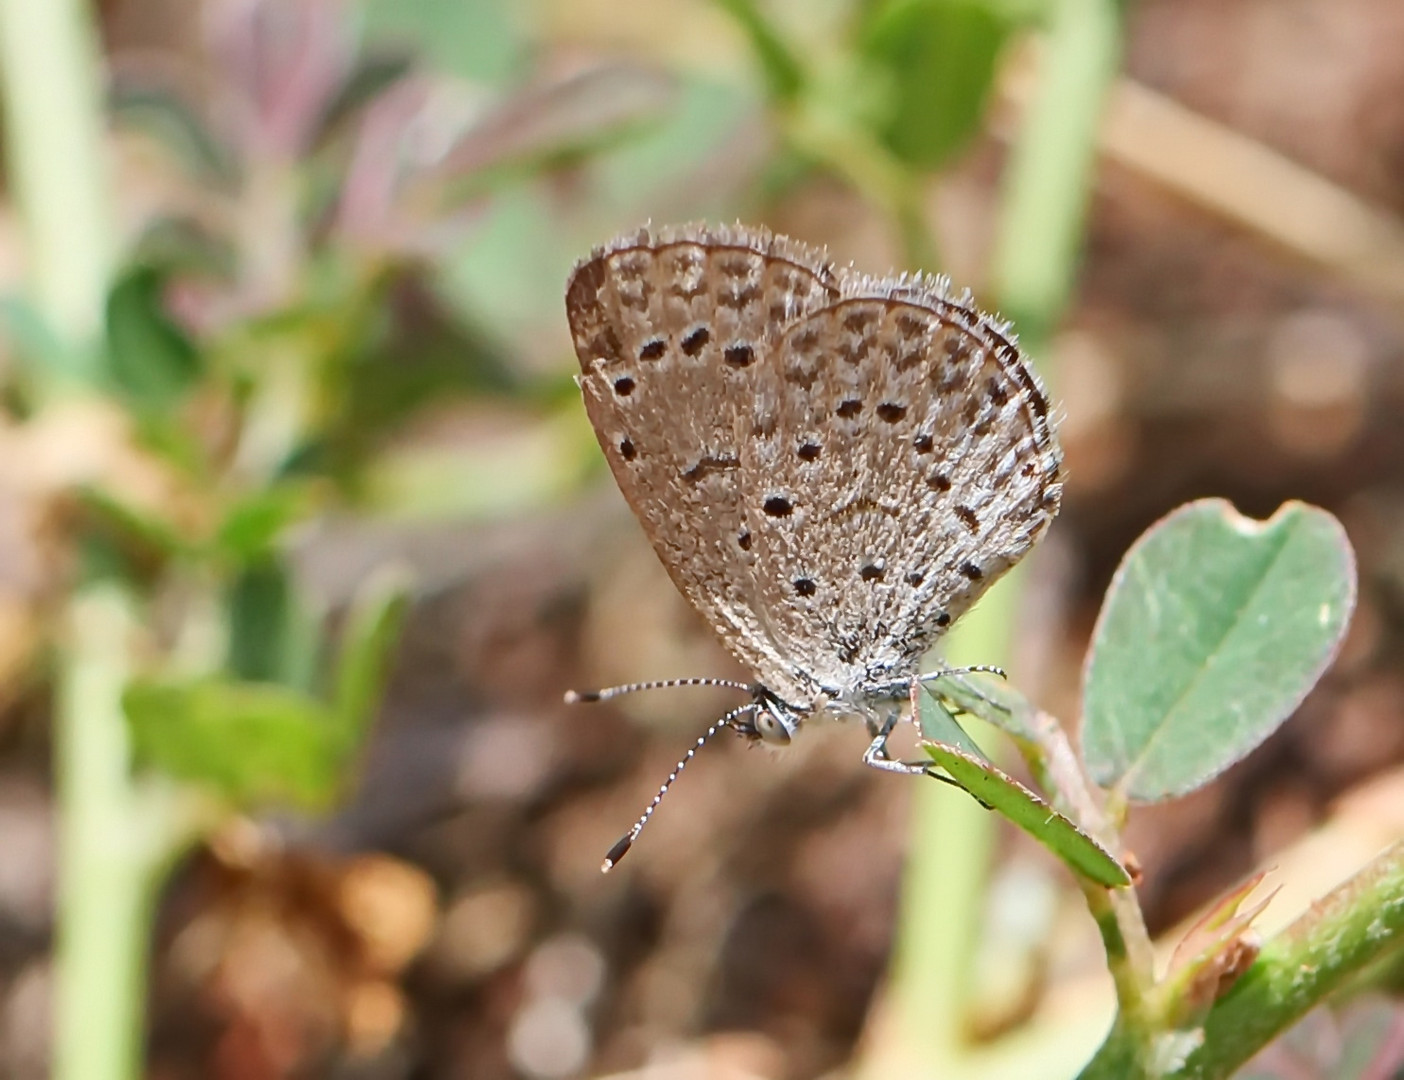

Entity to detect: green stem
[1019,710,1159,1070]
[711,0,804,102]
[1076,888,1159,1078]
[0,5,158,1080]
[56,590,215,1080]
[0,0,113,359]
[1170,842,1404,1079]
[1021,714,1156,972]
[990,0,1123,350]
[55,589,151,1080]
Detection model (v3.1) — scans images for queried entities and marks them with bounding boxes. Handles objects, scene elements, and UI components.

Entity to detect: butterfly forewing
[565,224,841,703]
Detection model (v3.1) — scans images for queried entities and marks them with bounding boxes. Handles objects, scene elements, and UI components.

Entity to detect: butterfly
[564,223,1061,868]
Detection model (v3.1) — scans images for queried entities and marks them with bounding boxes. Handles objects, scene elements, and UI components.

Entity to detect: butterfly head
[741,690,804,746]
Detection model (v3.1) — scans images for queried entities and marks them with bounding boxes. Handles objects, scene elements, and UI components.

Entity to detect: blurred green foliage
[860,0,1015,168]
[125,572,406,810]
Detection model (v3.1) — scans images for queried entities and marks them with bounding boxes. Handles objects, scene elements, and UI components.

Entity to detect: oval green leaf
[1082,500,1356,802]
[922,740,1130,888]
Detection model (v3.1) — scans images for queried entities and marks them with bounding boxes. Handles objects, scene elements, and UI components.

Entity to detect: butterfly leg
[860,701,993,803]
[862,703,936,777]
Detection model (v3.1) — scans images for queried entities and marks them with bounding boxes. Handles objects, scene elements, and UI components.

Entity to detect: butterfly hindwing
[740,289,1062,697]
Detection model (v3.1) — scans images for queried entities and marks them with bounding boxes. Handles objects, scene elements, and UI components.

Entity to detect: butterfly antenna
[916,663,1007,684]
[564,677,753,704]
[600,702,756,872]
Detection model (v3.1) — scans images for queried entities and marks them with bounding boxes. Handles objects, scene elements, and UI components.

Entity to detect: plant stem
[1170,841,1404,1079]
[0,4,158,1079]
[0,0,113,357]
[55,590,215,1080]
[990,0,1123,350]
[1020,710,1159,1071]
[711,0,804,102]
[54,589,149,1080]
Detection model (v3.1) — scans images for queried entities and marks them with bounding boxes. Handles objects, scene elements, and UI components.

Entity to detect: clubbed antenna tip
[601,834,634,872]
[593,702,755,872]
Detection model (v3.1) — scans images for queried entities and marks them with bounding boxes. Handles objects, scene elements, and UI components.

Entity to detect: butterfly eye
[753,707,794,746]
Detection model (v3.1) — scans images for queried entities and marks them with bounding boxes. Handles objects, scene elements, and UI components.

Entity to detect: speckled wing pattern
[565,223,1062,710]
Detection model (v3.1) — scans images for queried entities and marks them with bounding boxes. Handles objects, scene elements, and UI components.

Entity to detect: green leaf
[914,682,1129,886]
[922,740,1130,887]
[331,568,410,753]
[226,559,296,684]
[859,0,1013,169]
[914,681,989,761]
[105,264,202,409]
[1082,499,1356,802]
[215,488,311,565]
[933,668,1040,740]
[125,679,344,810]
